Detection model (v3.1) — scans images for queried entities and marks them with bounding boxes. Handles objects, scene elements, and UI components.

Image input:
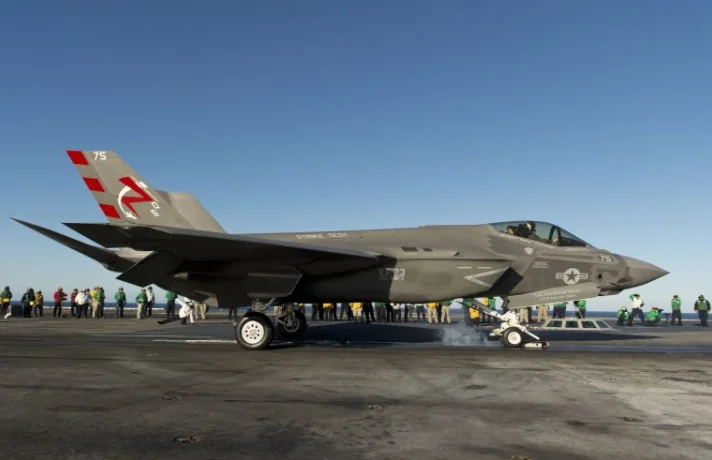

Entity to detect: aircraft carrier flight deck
[1,314,710,460]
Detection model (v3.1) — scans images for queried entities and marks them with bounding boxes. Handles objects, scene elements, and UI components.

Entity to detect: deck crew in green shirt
[670,295,682,325]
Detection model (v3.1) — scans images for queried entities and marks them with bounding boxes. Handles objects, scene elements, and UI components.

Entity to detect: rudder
[66,149,192,228]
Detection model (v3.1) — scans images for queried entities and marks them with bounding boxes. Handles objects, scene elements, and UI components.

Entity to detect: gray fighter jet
[13,150,668,350]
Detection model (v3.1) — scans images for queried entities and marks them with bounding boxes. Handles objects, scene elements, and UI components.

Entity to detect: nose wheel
[500,327,523,348]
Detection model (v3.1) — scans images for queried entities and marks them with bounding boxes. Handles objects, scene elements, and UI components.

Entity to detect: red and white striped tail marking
[66,149,121,220]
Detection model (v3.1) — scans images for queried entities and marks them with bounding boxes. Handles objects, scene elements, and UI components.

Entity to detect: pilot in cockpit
[515,221,537,239]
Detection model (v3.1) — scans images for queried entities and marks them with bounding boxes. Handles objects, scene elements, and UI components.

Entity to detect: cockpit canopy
[490,221,592,248]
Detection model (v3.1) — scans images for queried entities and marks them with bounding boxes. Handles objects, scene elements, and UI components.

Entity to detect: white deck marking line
[152,339,235,344]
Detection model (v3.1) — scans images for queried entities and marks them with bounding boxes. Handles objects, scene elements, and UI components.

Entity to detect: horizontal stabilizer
[62,223,381,262]
[116,251,183,286]
[505,282,601,309]
[11,218,133,272]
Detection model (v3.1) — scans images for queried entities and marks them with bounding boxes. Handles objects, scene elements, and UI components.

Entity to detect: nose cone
[618,256,669,288]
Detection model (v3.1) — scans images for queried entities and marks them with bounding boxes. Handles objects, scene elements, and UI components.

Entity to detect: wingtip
[10,217,31,227]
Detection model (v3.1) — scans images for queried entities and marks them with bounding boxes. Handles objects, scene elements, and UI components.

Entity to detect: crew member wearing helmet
[645,306,661,326]
[515,221,536,239]
[616,307,629,326]
[178,297,195,325]
[157,296,195,325]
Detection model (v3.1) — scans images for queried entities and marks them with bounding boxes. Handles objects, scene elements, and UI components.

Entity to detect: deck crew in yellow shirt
[426,302,438,323]
[350,302,363,322]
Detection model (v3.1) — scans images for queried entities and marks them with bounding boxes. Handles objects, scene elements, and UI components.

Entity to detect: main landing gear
[234,299,307,350]
[473,299,550,349]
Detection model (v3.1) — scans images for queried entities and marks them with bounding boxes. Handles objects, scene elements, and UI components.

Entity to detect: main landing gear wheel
[235,314,274,350]
[277,310,307,340]
[501,327,524,348]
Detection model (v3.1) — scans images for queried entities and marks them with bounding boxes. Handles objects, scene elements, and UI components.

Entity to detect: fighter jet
[12,150,668,350]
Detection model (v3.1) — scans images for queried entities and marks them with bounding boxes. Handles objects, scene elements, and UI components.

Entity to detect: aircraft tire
[235,313,274,350]
[501,327,524,348]
[278,310,307,340]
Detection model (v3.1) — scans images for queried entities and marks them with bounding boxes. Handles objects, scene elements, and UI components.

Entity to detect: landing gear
[276,305,307,340]
[470,299,550,349]
[233,299,308,351]
[235,313,274,350]
[501,327,523,348]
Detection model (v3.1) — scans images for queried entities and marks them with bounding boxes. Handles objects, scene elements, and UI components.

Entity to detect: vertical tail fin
[66,150,192,228]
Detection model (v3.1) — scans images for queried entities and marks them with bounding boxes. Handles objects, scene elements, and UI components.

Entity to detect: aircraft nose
[619,255,669,287]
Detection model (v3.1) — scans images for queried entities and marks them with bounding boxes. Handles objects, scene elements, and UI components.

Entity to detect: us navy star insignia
[555,268,589,285]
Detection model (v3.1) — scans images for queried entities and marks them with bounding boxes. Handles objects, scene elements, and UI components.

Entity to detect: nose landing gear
[469,299,550,349]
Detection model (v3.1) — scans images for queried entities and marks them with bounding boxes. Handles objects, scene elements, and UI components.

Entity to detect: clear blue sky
[1,0,710,310]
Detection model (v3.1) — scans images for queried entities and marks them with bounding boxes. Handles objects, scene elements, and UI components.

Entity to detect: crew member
[115,287,126,318]
[136,289,147,319]
[145,287,155,318]
[486,297,497,324]
[670,295,682,325]
[461,298,477,326]
[374,302,385,322]
[75,289,89,318]
[166,291,177,319]
[34,290,44,317]
[440,299,452,324]
[311,302,320,321]
[426,302,438,324]
[573,299,587,319]
[0,286,11,319]
[616,307,629,326]
[391,302,402,322]
[178,297,195,325]
[694,295,710,327]
[195,301,207,320]
[69,288,78,317]
[53,286,66,318]
[339,302,352,321]
[627,294,645,326]
[20,288,34,318]
[403,303,412,322]
[350,302,363,322]
[645,306,661,326]
[415,303,425,322]
[322,302,336,320]
[552,302,565,318]
[517,306,528,324]
[536,304,548,323]
[91,286,101,318]
[363,301,375,323]
[97,286,106,319]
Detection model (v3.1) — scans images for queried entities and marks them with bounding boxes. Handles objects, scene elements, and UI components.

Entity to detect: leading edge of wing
[62,222,381,260]
[11,218,134,272]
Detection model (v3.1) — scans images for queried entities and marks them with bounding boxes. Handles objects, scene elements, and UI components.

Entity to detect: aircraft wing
[62,222,381,262]
[11,218,134,272]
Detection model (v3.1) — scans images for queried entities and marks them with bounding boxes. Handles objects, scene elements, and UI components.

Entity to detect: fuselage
[115,222,667,306]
